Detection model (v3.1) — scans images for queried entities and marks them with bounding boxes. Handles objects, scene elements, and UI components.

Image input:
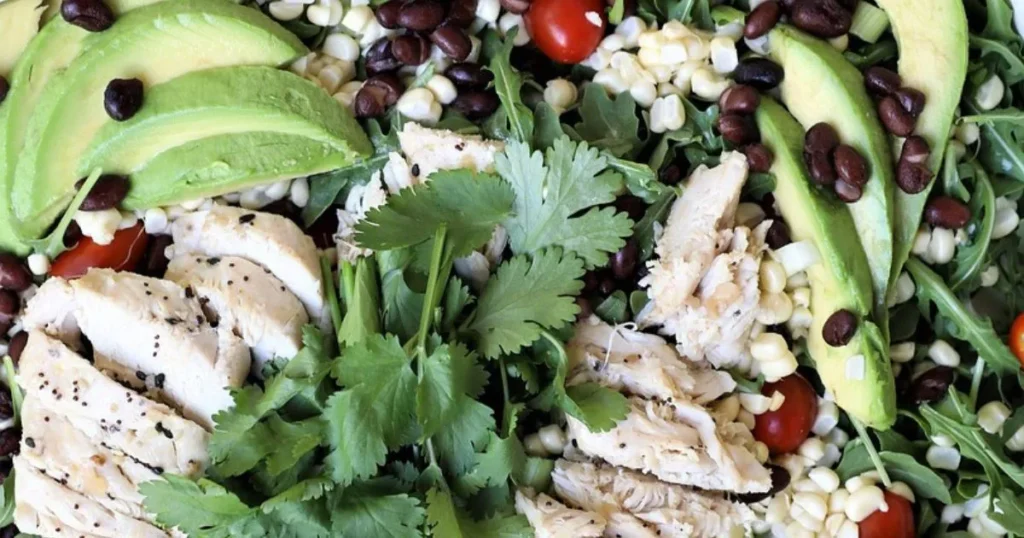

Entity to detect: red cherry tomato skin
[859,491,915,538]
[525,0,607,64]
[50,223,149,279]
[1010,313,1024,368]
[753,374,819,455]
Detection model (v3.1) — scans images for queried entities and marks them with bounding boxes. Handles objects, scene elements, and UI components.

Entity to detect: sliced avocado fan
[10,0,311,242]
[769,25,896,319]
[874,0,969,285]
[757,97,897,430]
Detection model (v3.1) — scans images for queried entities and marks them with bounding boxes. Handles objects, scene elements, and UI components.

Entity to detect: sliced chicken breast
[19,331,209,477]
[19,398,160,522]
[552,460,757,538]
[170,205,328,331]
[14,458,171,538]
[398,123,506,179]
[567,319,736,405]
[565,398,770,494]
[514,490,606,538]
[165,255,308,374]
[23,270,250,428]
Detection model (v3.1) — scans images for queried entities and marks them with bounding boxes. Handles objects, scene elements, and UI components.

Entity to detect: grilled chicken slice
[23,270,250,428]
[19,331,210,477]
[13,458,171,538]
[398,123,506,179]
[170,205,328,330]
[552,460,757,538]
[565,398,770,494]
[19,398,160,522]
[166,255,308,374]
[514,490,606,538]
[567,319,736,405]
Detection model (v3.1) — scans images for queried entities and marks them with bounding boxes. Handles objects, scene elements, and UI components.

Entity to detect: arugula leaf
[573,85,645,158]
[964,102,1024,182]
[497,138,633,267]
[970,35,1024,85]
[907,258,1020,375]
[834,441,951,502]
[638,0,712,27]
[635,188,676,261]
[595,290,629,324]
[356,170,515,258]
[534,333,630,432]
[991,489,1024,531]
[488,30,534,144]
[463,249,585,359]
[28,168,102,258]
[142,475,263,538]
[608,0,626,23]
[981,0,1020,42]
[330,487,425,538]
[950,164,996,291]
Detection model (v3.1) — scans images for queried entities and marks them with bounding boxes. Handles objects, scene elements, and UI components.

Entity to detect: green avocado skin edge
[757,98,896,429]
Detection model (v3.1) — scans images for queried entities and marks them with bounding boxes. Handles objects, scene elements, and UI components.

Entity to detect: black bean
[0,388,11,421]
[364,73,405,106]
[583,271,601,293]
[896,136,932,194]
[391,34,431,66]
[451,91,500,119]
[804,122,840,155]
[659,163,683,185]
[500,0,532,13]
[614,195,647,221]
[735,465,791,503]
[611,240,638,281]
[895,87,926,118]
[805,151,837,186]
[598,277,616,295]
[719,84,760,115]
[0,428,19,458]
[744,0,782,39]
[833,144,868,187]
[878,96,916,136]
[907,366,955,404]
[0,254,31,292]
[822,309,858,346]
[431,25,472,61]
[61,0,114,32]
[77,174,129,211]
[365,38,402,75]
[0,290,18,335]
[716,113,759,145]
[103,78,143,122]
[925,196,971,229]
[354,86,387,118]
[766,220,791,249]
[863,66,901,97]
[141,234,173,277]
[0,77,8,105]
[446,63,493,90]
[789,0,852,38]
[398,0,446,31]
[576,296,593,319]
[445,0,478,27]
[733,58,785,90]
[742,143,774,173]
[63,220,83,249]
[375,0,403,29]
[0,525,15,538]
[7,332,26,365]
[834,179,863,203]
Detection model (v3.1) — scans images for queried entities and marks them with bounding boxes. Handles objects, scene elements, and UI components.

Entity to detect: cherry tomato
[525,0,607,64]
[859,491,915,538]
[1010,313,1024,368]
[50,223,149,279]
[753,373,818,455]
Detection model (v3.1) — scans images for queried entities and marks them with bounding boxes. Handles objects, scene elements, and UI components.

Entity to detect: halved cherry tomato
[1010,313,1024,368]
[525,0,607,64]
[859,490,915,538]
[50,223,149,279]
[754,373,818,455]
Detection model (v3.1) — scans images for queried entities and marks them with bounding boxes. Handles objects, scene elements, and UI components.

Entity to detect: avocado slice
[77,66,371,208]
[11,0,307,240]
[757,97,897,429]
[769,25,895,316]
[875,0,969,285]
[0,0,45,75]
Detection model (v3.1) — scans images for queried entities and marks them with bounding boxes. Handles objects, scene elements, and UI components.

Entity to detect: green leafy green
[142,475,263,537]
[573,85,645,158]
[950,164,996,291]
[338,258,382,347]
[488,30,533,144]
[330,485,425,538]
[534,332,630,432]
[595,290,629,324]
[835,441,951,502]
[964,101,1024,182]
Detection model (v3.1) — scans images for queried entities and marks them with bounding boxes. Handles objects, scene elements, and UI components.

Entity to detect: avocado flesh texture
[757,98,897,429]
[770,25,895,318]
[11,0,308,240]
[875,0,969,287]
[0,0,45,74]
[76,65,372,207]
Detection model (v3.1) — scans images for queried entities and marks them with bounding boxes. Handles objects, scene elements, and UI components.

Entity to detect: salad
[0,0,1022,536]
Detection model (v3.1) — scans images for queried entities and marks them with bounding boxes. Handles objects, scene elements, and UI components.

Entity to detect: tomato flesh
[1010,313,1024,368]
[753,373,818,455]
[50,223,149,279]
[525,0,607,64]
[859,491,915,538]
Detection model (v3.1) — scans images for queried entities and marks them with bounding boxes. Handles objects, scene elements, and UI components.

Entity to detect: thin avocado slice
[769,25,895,316]
[11,0,307,240]
[0,0,46,74]
[875,0,969,286]
[757,97,896,429]
[76,65,371,208]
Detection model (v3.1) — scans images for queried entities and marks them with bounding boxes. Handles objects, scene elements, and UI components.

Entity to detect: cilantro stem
[413,225,449,359]
[320,256,344,348]
[851,417,891,487]
[498,357,511,434]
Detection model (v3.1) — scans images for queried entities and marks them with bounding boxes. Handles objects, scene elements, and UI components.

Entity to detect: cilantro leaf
[455,432,527,495]
[533,334,629,432]
[432,397,496,476]
[338,258,382,347]
[573,85,645,158]
[418,342,479,439]
[141,475,263,538]
[496,137,633,267]
[463,249,585,359]
[330,489,425,538]
[324,390,389,487]
[426,489,532,538]
[487,31,534,143]
[356,170,515,258]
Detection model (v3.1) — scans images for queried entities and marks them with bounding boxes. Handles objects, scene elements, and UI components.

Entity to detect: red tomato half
[50,223,149,279]
[859,491,915,538]
[525,0,607,64]
[1010,313,1024,368]
[754,374,818,455]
